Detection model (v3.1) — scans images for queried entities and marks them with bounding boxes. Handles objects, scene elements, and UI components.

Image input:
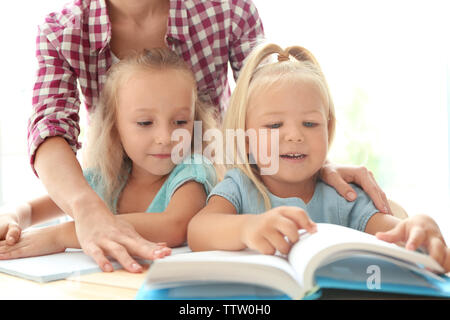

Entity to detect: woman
[27,0,391,272]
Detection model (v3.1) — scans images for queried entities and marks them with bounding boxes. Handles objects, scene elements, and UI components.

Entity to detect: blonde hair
[83,48,218,210]
[222,43,336,210]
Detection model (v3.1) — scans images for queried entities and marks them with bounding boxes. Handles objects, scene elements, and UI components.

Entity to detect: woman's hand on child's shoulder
[241,206,317,256]
[375,214,450,272]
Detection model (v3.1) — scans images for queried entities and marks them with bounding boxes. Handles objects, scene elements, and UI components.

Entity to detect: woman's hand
[320,162,391,215]
[376,214,450,272]
[241,206,317,255]
[74,208,172,273]
[0,224,66,260]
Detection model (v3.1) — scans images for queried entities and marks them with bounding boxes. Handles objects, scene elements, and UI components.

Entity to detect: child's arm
[0,181,206,262]
[115,181,208,247]
[187,196,317,255]
[365,213,450,272]
[0,195,65,244]
[0,220,170,269]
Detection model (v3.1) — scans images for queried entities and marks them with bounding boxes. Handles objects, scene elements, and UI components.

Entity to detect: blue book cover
[135,224,450,300]
[135,255,450,300]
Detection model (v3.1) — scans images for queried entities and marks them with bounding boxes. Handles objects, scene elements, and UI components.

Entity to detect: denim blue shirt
[207,168,378,232]
[84,154,217,214]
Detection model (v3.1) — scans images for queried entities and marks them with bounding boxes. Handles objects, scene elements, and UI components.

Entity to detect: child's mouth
[280,153,307,160]
[151,154,171,159]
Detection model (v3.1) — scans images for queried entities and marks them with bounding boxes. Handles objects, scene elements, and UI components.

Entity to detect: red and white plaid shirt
[28,0,264,172]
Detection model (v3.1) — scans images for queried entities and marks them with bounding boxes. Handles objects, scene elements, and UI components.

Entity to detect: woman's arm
[228,0,265,81]
[0,181,207,262]
[34,137,166,273]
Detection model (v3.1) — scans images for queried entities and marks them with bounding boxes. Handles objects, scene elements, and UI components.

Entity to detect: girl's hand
[241,206,317,255]
[375,214,450,272]
[0,225,65,260]
[0,203,32,245]
[320,162,392,215]
[0,213,22,246]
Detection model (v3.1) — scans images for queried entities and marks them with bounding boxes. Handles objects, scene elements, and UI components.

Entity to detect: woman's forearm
[34,137,109,219]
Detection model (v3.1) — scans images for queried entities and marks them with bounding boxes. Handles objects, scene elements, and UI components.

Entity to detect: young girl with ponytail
[187,43,450,272]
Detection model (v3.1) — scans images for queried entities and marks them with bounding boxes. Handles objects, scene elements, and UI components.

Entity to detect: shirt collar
[88,0,111,53]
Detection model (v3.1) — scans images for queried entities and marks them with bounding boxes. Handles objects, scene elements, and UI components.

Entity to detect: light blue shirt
[207,168,378,232]
[84,154,217,214]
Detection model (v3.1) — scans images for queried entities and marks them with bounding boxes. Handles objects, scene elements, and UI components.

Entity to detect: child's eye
[266,123,282,129]
[303,122,318,128]
[175,120,188,126]
[137,121,152,126]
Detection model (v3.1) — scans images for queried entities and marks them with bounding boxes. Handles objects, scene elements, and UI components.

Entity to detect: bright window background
[0,1,449,239]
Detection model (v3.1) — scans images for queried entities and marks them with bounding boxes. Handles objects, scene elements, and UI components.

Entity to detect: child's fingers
[264,230,291,255]
[0,240,27,259]
[405,226,427,251]
[427,237,446,266]
[275,217,300,244]
[251,237,276,255]
[5,224,21,245]
[279,207,316,233]
[443,248,450,272]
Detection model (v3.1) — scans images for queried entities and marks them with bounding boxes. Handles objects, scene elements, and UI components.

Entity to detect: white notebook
[0,246,191,283]
[0,249,120,282]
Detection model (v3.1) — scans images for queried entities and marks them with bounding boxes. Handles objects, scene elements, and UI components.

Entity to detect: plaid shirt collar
[88,0,191,52]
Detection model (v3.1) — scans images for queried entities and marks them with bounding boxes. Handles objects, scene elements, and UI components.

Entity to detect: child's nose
[284,127,304,142]
[154,126,172,145]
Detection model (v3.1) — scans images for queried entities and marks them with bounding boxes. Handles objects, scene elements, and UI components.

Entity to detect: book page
[288,223,444,291]
[145,249,305,298]
[315,255,437,289]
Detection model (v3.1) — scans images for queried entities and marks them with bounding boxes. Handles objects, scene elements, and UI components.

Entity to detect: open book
[137,223,450,300]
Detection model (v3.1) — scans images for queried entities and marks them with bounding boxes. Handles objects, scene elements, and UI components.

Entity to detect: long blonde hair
[222,43,336,210]
[83,48,218,210]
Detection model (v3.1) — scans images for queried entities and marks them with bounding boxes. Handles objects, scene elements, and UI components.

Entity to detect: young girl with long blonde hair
[0,48,218,273]
[187,43,450,272]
